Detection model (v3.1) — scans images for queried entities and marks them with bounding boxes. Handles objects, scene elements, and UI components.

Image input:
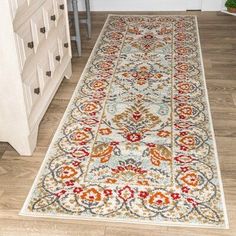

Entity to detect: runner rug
[21,15,228,228]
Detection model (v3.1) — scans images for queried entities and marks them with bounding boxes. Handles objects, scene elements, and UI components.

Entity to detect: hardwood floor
[0,11,236,236]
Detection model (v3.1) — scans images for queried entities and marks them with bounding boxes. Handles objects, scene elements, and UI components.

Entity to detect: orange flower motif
[179,136,195,147]
[137,180,149,186]
[177,82,191,92]
[82,102,98,113]
[99,128,112,135]
[137,79,146,85]
[103,45,119,54]
[157,130,170,137]
[149,192,170,206]
[81,188,101,202]
[99,61,112,70]
[179,105,193,116]
[181,172,198,187]
[122,72,129,77]
[106,178,117,184]
[61,166,78,179]
[155,73,163,79]
[70,130,89,143]
[92,80,105,89]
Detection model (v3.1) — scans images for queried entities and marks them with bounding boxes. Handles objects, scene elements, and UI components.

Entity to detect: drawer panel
[37,54,51,94]
[15,19,34,69]
[23,70,41,115]
[48,40,61,75]
[58,22,70,60]
[53,0,65,20]
[30,8,46,50]
[43,0,57,34]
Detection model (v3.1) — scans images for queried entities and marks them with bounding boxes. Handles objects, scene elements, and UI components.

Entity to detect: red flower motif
[139,191,149,199]
[55,189,66,198]
[104,189,113,196]
[79,141,87,146]
[65,180,75,186]
[144,34,154,39]
[84,127,92,132]
[126,133,142,142]
[187,197,198,207]
[181,186,190,193]
[179,115,185,119]
[180,145,188,151]
[132,111,142,121]
[171,193,181,200]
[180,131,187,136]
[73,187,83,194]
[90,112,96,116]
[72,161,81,167]
[118,186,134,202]
[147,143,156,148]
[117,166,125,171]
[180,166,189,172]
[110,141,119,146]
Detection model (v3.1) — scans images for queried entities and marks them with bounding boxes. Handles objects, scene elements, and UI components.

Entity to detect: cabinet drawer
[37,54,51,94]
[58,23,70,60]
[53,0,65,20]
[30,8,46,50]
[43,0,57,34]
[48,40,61,75]
[23,70,41,115]
[15,19,34,69]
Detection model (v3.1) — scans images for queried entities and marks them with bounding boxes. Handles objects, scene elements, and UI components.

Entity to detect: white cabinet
[0,0,72,155]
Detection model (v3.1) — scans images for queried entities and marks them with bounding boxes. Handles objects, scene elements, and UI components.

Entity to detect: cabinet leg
[9,127,38,156]
[64,62,72,80]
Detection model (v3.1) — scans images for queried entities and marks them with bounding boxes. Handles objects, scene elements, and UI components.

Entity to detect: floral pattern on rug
[21,15,227,228]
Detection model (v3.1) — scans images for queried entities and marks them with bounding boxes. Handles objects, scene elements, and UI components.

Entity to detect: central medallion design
[84,43,173,186]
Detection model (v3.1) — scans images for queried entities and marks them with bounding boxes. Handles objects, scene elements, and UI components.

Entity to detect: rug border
[20,14,229,229]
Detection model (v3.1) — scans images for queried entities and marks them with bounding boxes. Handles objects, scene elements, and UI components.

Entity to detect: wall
[72,0,222,11]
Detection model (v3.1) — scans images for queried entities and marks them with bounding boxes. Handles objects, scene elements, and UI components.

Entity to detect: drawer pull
[59,4,64,10]
[34,87,40,95]
[27,41,34,49]
[40,27,46,34]
[46,71,52,77]
[64,43,69,48]
[50,15,56,21]
[55,55,61,61]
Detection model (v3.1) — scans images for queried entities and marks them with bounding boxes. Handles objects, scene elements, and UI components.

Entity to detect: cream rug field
[20,15,228,228]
